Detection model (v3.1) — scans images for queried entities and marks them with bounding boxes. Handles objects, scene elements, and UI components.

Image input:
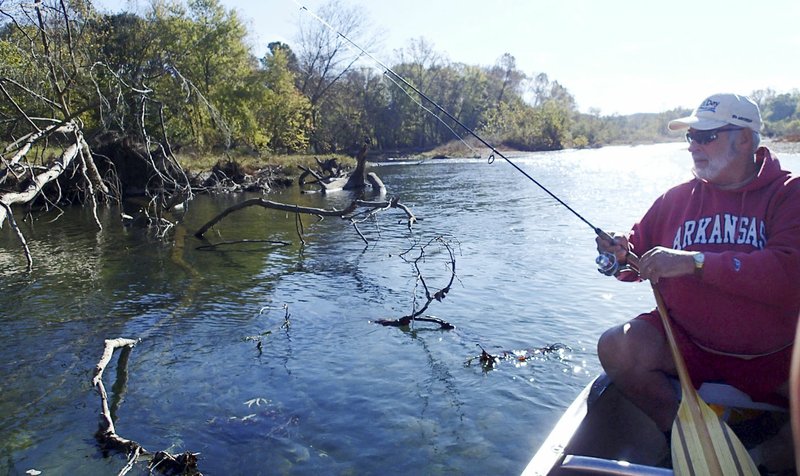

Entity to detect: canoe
[522,373,792,475]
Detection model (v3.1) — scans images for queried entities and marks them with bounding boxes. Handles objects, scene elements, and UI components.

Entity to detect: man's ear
[737,128,753,150]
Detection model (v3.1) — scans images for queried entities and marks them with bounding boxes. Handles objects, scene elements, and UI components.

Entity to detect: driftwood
[93,338,202,476]
[315,157,344,178]
[194,197,416,245]
[298,140,385,194]
[465,343,572,369]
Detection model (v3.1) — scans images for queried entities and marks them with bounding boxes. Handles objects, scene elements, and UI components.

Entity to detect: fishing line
[291,1,623,271]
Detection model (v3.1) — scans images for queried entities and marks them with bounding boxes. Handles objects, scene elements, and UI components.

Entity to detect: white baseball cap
[668,93,762,131]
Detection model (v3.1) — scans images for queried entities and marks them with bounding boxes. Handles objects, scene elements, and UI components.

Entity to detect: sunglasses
[685,127,743,145]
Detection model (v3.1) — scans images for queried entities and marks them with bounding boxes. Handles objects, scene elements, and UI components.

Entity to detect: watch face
[694,252,705,266]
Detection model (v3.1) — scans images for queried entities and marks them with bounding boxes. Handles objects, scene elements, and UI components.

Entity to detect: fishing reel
[596,252,620,276]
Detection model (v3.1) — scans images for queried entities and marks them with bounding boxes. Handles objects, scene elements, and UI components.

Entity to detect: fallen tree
[196,198,457,329]
[0,1,195,268]
[194,196,416,246]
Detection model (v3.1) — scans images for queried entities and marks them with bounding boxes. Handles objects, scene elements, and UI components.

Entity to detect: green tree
[267,42,299,75]
[764,93,797,122]
[108,0,258,150]
[479,73,577,151]
[261,47,311,152]
[174,0,252,148]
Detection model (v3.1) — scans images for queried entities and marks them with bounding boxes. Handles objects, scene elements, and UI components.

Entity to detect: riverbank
[176,136,800,193]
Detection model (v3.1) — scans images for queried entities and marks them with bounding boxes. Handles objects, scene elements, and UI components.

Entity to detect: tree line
[1,0,798,162]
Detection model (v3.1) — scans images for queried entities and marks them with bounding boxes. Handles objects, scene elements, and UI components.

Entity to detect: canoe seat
[694,381,787,413]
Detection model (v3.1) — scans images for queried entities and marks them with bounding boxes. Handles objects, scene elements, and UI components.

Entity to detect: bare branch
[92,338,203,475]
[0,125,82,228]
[2,120,77,165]
[33,0,69,115]
[0,201,33,270]
[376,236,457,329]
[0,79,40,130]
[193,197,416,244]
[1,76,64,110]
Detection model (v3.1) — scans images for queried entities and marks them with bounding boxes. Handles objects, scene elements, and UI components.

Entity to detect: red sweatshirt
[619,147,800,355]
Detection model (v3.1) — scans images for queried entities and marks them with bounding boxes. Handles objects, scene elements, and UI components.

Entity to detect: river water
[2,142,799,475]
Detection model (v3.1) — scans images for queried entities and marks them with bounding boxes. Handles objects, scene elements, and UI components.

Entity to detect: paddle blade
[671,397,760,476]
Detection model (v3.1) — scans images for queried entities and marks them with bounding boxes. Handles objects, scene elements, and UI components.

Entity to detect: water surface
[2,143,798,475]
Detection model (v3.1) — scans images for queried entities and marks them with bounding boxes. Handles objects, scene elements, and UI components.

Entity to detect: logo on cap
[698,99,720,113]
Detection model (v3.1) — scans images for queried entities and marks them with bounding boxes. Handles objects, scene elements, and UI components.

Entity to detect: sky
[93,0,800,116]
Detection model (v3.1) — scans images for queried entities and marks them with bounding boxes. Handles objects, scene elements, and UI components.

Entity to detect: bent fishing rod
[293,1,633,275]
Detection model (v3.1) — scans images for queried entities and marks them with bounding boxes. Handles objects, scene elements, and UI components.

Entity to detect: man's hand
[638,246,697,283]
[596,233,630,266]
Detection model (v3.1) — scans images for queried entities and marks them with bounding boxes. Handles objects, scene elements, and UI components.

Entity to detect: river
[1,142,799,475]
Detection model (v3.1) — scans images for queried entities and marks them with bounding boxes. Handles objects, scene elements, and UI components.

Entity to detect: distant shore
[766,138,800,155]
[176,136,800,193]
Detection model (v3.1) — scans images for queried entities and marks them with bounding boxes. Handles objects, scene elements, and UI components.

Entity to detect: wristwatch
[693,252,705,273]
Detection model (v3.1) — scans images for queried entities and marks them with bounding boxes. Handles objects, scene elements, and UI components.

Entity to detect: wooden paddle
[650,283,759,475]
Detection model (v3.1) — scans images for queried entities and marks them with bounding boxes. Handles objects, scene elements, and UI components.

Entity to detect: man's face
[687,127,743,183]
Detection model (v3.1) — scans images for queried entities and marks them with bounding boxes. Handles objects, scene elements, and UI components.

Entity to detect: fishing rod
[292,1,628,275]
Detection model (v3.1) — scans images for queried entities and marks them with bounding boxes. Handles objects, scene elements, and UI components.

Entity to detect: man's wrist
[692,252,705,276]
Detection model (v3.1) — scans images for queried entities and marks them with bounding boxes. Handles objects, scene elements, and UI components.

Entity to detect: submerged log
[92,338,202,475]
[374,236,456,330]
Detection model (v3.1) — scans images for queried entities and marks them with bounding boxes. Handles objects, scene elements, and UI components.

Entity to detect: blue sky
[94,0,800,116]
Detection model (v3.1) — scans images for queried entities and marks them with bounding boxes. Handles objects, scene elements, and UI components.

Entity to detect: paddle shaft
[616,247,756,475]
[623,248,725,473]
[651,283,725,476]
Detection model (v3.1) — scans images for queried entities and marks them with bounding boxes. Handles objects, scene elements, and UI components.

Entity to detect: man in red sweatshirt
[595,93,800,437]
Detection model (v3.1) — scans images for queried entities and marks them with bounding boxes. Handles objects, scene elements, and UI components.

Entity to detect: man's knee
[597,324,627,369]
[597,319,669,373]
